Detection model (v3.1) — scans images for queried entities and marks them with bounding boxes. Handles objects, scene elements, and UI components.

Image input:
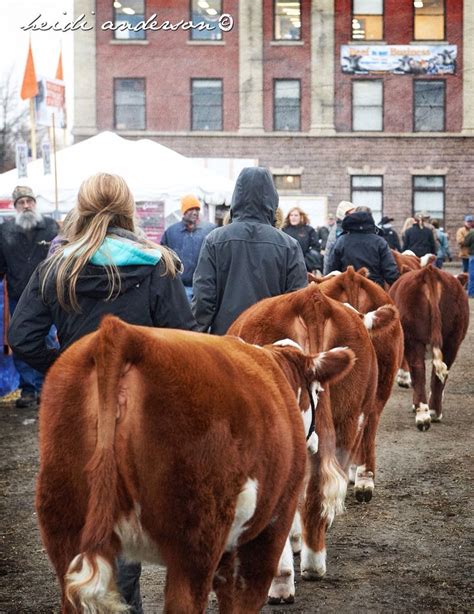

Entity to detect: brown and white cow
[316,266,404,475]
[228,284,396,583]
[389,266,469,430]
[391,249,436,275]
[36,315,354,613]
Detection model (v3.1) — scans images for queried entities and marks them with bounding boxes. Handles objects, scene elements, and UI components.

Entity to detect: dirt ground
[0,300,472,613]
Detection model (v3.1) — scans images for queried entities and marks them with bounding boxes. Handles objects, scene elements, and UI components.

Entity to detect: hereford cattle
[389,266,469,430]
[317,266,404,472]
[391,249,436,275]
[36,315,354,613]
[229,284,396,583]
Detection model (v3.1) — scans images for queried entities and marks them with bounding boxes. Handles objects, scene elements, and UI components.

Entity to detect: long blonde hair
[41,173,177,311]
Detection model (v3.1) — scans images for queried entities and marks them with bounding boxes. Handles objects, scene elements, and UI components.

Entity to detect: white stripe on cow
[225,478,258,551]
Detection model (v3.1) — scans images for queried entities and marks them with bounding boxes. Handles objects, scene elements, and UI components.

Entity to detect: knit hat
[12,185,36,206]
[336,201,355,220]
[180,194,201,215]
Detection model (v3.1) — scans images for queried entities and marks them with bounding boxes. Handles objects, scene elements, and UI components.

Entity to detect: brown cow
[229,284,395,582]
[391,249,436,275]
[389,266,469,430]
[317,266,404,477]
[36,316,354,613]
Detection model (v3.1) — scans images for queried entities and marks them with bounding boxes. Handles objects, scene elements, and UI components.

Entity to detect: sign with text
[341,45,457,75]
[35,77,66,128]
[42,141,51,175]
[15,142,28,178]
[136,201,166,243]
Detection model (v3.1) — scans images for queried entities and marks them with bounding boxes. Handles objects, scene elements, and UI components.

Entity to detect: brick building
[73,0,474,244]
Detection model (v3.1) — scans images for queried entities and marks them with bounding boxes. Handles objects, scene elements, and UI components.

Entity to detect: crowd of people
[0,169,472,611]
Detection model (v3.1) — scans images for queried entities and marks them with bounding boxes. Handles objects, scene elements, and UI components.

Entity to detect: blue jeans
[462,258,469,273]
[8,298,45,395]
[468,255,474,298]
[116,558,143,613]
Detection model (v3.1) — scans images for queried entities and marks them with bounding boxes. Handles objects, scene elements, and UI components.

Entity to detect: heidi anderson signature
[21,12,234,33]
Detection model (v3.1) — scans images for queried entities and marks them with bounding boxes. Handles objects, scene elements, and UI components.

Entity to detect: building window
[191,79,223,131]
[414,0,445,41]
[114,78,146,129]
[352,80,383,131]
[351,176,383,221]
[273,174,302,190]
[414,80,445,132]
[190,0,223,41]
[352,0,383,41]
[413,176,445,222]
[274,80,301,131]
[113,0,146,40]
[274,1,301,41]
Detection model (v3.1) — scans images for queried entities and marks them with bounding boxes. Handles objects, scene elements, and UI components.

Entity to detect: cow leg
[406,342,431,431]
[353,409,380,503]
[397,357,412,388]
[164,561,214,614]
[428,342,456,422]
[300,456,346,580]
[268,536,296,605]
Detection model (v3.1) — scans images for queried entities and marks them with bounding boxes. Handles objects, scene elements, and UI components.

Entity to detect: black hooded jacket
[8,233,198,373]
[192,167,308,334]
[326,211,400,287]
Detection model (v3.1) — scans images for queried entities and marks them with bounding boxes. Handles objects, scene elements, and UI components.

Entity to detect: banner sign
[341,45,457,75]
[42,141,51,175]
[136,201,166,243]
[35,76,66,128]
[15,142,28,178]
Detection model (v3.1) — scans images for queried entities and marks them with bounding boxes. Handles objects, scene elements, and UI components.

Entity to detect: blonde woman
[8,173,197,611]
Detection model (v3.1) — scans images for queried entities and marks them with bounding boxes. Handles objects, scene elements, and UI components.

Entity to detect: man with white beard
[0,186,58,408]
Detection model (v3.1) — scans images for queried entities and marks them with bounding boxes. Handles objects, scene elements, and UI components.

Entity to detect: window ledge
[187,40,225,45]
[348,40,386,45]
[270,40,304,46]
[110,39,149,45]
[409,40,449,45]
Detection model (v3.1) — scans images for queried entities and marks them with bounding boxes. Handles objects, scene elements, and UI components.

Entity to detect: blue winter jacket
[161,220,216,286]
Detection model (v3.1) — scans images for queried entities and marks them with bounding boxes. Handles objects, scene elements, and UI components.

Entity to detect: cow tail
[65,315,131,613]
[425,268,448,383]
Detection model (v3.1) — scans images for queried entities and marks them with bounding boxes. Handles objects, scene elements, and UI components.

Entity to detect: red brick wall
[95,0,240,132]
[334,0,463,133]
[262,0,311,131]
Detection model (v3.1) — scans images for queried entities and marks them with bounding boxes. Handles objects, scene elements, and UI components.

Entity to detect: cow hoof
[268,595,295,605]
[301,569,324,581]
[429,410,443,423]
[416,421,431,432]
[355,488,373,503]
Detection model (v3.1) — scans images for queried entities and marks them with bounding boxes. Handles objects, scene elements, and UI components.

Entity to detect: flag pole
[52,112,59,220]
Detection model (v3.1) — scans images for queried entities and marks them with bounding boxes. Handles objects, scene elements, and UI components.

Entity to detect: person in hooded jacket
[325,210,400,287]
[379,216,402,251]
[192,167,308,334]
[8,172,198,614]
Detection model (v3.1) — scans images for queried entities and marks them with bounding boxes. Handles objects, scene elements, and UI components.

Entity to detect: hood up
[230,167,278,225]
[342,211,376,234]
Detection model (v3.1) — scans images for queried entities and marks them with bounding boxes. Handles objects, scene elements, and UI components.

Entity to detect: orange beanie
[180,194,201,215]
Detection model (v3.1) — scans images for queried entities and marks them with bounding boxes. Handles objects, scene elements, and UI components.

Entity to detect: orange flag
[55,49,63,81]
[20,40,38,100]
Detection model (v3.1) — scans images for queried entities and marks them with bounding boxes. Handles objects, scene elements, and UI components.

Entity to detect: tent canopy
[0,132,234,216]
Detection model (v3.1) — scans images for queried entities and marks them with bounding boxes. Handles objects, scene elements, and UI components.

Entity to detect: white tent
[0,132,234,218]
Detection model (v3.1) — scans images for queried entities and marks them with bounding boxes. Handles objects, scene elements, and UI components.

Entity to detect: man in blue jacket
[160,194,215,300]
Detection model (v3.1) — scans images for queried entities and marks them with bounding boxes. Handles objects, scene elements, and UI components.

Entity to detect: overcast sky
[1,0,74,121]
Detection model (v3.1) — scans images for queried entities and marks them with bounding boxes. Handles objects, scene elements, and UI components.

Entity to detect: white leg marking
[354,464,375,502]
[415,403,431,430]
[65,554,127,613]
[289,510,302,554]
[268,538,295,603]
[397,369,412,387]
[225,478,258,551]
[348,464,357,484]
[301,546,326,579]
[321,458,347,528]
[114,504,163,564]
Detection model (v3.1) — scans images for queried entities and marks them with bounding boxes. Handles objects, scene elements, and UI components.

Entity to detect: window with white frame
[351,175,383,221]
[413,176,445,222]
[274,80,301,131]
[114,78,146,129]
[191,79,223,131]
[113,0,145,40]
[274,1,302,40]
[352,0,383,41]
[414,80,445,132]
[190,0,223,40]
[352,80,383,131]
[414,0,445,41]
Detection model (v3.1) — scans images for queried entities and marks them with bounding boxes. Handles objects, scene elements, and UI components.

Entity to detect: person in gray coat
[192,167,308,334]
